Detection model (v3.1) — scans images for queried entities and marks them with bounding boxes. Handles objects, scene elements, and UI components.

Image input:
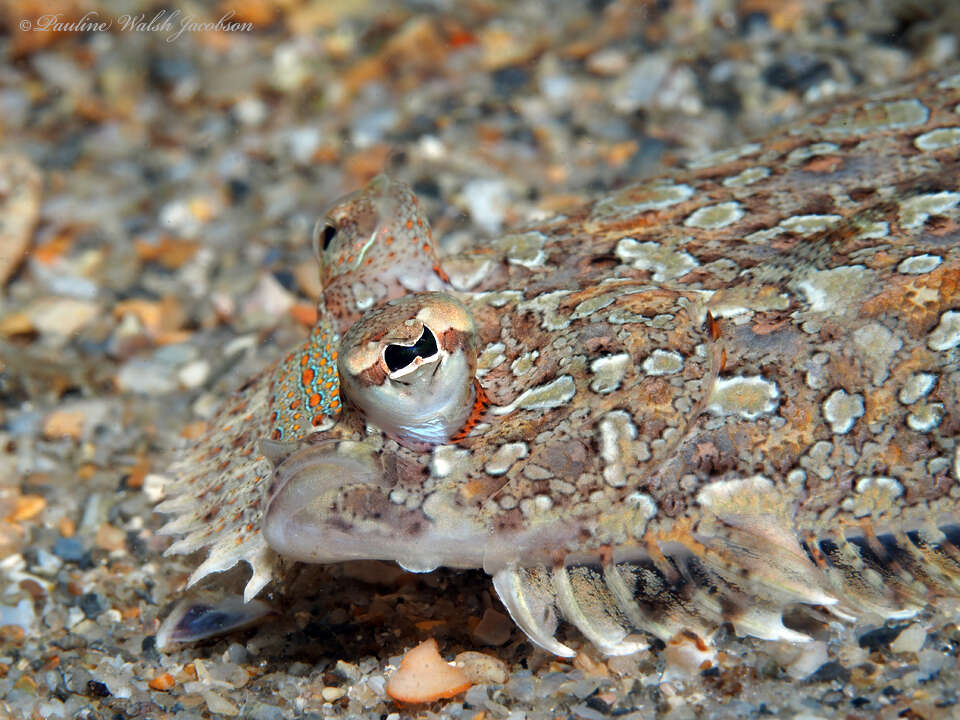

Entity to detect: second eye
[383,327,439,374]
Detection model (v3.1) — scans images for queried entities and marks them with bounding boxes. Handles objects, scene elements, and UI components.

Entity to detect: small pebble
[606,653,642,677]
[321,686,346,702]
[0,625,26,644]
[286,126,322,164]
[226,642,250,665]
[10,495,45,522]
[116,359,178,396]
[203,689,240,716]
[28,297,100,339]
[246,703,287,720]
[334,660,362,682]
[57,517,75,537]
[0,154,41,287]
[95,523,126,552]
[66,607,85,628]
[781,641,829,679]
[472,608,513,646]
[41,410,86,440]
[587,48,629,75]
[461,179,510,235]
[52,536,86,562]
[573,649,610,678]
[148,673,175,691]
[177,359,210,389]
[241,273,295,325]
[455,652,509,685]
[612,55,671,113]
[891,623,928,654]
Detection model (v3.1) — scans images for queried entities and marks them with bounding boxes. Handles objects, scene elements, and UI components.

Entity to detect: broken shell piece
[386,638,471,703]
[661,629,717,683]
[156,593,272,650]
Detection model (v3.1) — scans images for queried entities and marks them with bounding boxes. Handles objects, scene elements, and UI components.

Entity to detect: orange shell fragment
[385,638,471,704]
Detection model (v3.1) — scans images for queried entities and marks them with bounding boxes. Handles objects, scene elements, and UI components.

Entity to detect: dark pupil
[322,224,337,250]
[384,328,438,373]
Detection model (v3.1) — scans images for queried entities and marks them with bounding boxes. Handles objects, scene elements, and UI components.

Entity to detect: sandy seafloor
[3,1,960,718]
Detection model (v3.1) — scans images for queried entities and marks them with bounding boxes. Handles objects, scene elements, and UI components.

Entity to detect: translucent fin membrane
[156,593,273,650]
[493,523,960,657]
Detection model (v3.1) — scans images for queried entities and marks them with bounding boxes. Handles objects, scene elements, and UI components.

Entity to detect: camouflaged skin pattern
[159,68,960,646]
[394,69,959,567]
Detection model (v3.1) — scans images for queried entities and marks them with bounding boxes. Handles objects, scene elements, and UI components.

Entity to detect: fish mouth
[259,439,577,574]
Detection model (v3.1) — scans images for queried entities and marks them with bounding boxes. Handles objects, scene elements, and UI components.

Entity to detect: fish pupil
[384,327,438,373]
[321,223,337,250]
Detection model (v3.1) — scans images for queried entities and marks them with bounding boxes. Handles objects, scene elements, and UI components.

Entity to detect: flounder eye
[312,177,452,335]
[320,223,337,249]
[339,292,484,448]
[383,327,439,375]
[312,219,338,260]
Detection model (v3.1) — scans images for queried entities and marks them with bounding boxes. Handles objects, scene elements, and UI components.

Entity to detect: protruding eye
[320,223,337,249]
[312,219,338,261]
[339,292,481,448]
[384,327,439,375]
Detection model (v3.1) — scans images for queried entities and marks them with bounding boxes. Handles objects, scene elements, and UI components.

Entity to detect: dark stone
[44,134,85,170]
[407,114,438,136]
[87,680,111,697]
[79,592,104,619]
[700,75,741,115]
[272,269,296,292]
[743,11,770,34]
[141,635,160,663]
[492,66,530,97]
[859,623,907,651]
[148,55,197,88]
[228,178,250,204]
[585,693,612,713]
[624,136,668,177]
[587,0,616,13]
[52,536,86,562]
[763,55,832,92]
[507,125,537,144]
[126,530,150,562]
[807,661,850,684]
[412,178,440,200]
